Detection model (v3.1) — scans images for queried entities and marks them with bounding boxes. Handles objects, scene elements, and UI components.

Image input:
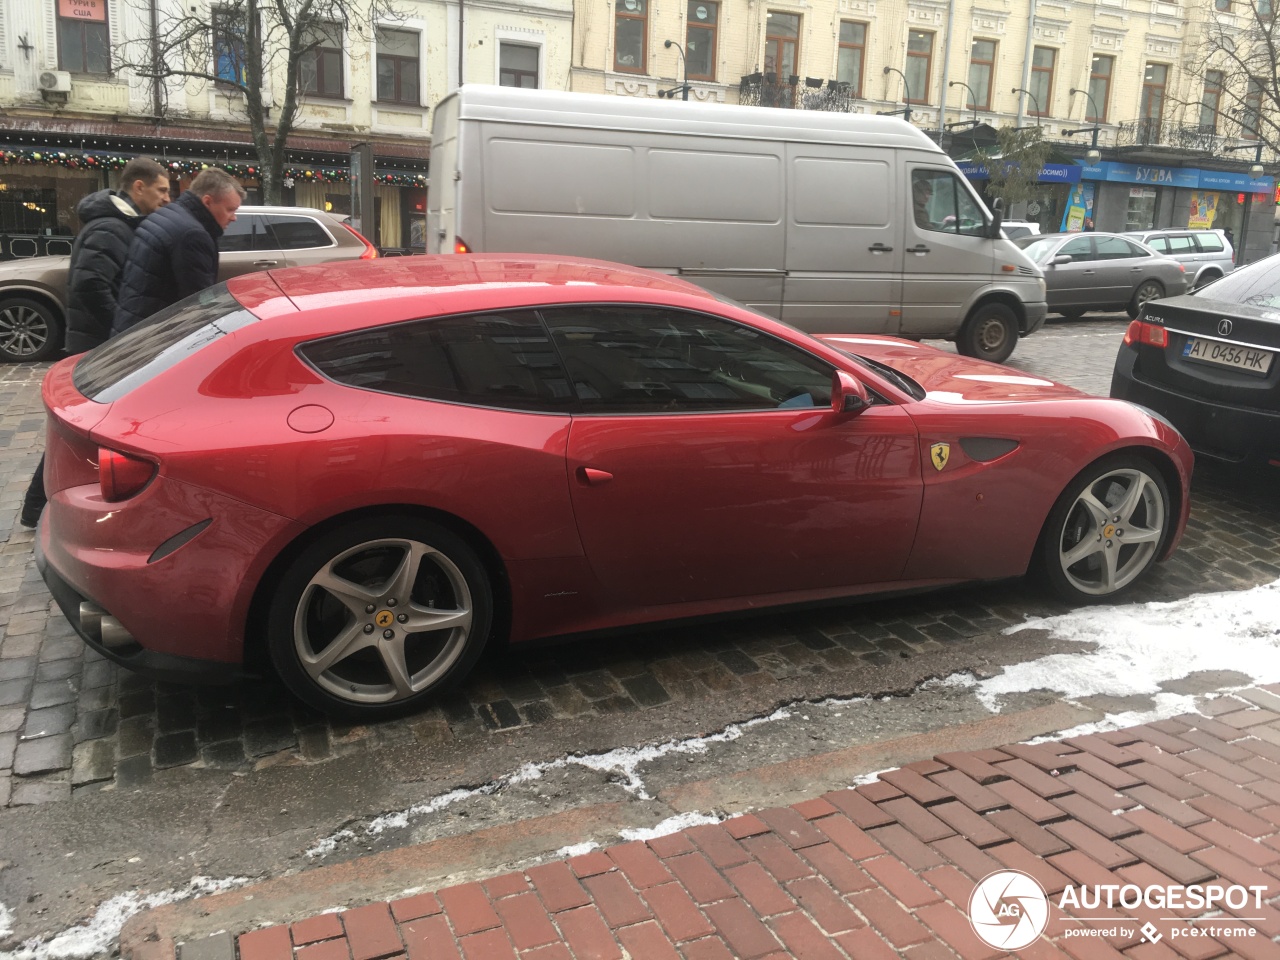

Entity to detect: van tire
[957,304,1017,364]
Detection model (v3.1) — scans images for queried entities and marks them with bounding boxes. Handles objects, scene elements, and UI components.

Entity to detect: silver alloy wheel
[1055,467,1166,596]
[0,303,50,358]
[292,537,474,704]
[1134,281,1163,309]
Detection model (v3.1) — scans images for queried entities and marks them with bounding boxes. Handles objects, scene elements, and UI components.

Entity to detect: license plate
[1182,337,1274,375]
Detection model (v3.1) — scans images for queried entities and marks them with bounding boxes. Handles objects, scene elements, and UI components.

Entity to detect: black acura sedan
[1111,253,1280,468]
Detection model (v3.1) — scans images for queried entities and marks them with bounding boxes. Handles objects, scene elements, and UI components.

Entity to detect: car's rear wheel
[1039,454,1171,603]
[267,516,493,719]
[1191,270,1221,291]
[0,297,62,362]
[957,303,1017,364]
[1127,280,1165,319]
[1057,309,1086,321]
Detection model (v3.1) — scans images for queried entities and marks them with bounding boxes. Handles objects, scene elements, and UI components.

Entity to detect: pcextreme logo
[968,870,1049,951]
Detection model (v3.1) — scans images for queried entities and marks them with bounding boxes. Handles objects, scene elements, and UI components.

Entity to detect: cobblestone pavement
[136,688,1280,960]
[2,319,1279,809]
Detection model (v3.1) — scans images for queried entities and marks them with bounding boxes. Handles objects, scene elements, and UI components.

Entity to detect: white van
[427,87,1047,363]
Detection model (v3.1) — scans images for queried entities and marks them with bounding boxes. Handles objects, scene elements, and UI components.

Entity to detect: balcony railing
[738,74,857,112]
[1115,118,1227,152]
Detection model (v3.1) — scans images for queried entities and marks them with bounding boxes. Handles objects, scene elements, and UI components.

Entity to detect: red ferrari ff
[36,255,1192,718]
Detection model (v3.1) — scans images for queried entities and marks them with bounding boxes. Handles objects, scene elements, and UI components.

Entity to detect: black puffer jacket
[64,190,144,353]
[113,190,223,336]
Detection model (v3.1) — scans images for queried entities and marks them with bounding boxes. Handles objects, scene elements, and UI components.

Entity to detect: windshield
[1192,253,1280,308]
[1019,238,1058,262]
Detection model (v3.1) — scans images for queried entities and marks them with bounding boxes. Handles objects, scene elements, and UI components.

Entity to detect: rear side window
[298,311,574,412]
[1165,235,1195,254]
[1147,237,1170,254]
[218,214,274,252]
[1196,233,1225,253]
[73,286,259,402]
[265,215,335,250]
[1096,236,1144,260]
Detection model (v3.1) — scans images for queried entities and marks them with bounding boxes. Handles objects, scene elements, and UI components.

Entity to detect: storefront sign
[58,0,106,21]
[1082,161,1273,193]
[1198,169,1274,192]
[956,161,1082,183]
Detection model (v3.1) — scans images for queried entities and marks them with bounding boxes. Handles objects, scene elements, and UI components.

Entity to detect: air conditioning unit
[38,70,72,93]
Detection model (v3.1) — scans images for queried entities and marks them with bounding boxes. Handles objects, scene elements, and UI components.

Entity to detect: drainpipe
[938,0,955,136]
[1017,8,1034,127]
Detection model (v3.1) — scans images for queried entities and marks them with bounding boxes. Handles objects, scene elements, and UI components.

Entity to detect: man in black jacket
[113,168,244,336]
[20,157,170,528]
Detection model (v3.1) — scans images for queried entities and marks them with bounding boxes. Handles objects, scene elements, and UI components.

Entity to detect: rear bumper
[1112,346,1280,466]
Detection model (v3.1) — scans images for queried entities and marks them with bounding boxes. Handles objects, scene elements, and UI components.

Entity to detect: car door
[1045,235,1096,309]
[1094,234,1150,304]
[216,213,284,280]
[263,213,341,268]
[548,304,923,609]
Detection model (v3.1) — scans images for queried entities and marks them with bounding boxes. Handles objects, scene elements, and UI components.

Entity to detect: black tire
[1038,453,1171,604]
[267,515,494,719]
[1127,280,1165,319]
[957,303,1018,364]
[1191,271,1221,292]
[1057,309,1086,321]
[0,297,63,362]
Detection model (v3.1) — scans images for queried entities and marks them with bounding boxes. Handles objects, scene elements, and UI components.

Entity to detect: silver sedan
[1017,232,1189,320]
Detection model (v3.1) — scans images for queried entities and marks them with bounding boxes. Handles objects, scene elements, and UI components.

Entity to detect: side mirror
[832,370,869,415]
[1052,254,1073,265]
[989,197,1005,240]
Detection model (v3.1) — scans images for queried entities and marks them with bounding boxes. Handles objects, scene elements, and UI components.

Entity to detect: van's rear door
[780,143,903,335]
[426,94,461,254]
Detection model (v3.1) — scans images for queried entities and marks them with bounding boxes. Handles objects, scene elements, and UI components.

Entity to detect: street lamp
[662,39,689,100]
[1066,88,1103,164]
[948,80,979,126]
[1226,141,1267,264]
[879,66,912,123]
[1069,86,1102,123]
[1011,87,1041,125]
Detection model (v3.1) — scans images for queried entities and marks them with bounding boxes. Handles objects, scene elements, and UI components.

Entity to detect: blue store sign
[1081,161,1273,193]
[957,161,1082,183]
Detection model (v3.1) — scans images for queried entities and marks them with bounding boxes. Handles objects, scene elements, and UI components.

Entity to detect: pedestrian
[19,157,171,528]
[112,168,244,336]
[1083,217,1095,232]
[1223,226,1235,246]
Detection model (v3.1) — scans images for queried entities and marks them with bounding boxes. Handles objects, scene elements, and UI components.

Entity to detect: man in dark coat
[20,158,170,528]
[113,168,244,336]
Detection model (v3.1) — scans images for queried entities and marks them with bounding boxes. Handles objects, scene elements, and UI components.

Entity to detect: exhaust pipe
[78,602,136,649]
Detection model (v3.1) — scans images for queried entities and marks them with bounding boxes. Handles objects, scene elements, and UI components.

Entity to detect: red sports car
[36,255,1192,718]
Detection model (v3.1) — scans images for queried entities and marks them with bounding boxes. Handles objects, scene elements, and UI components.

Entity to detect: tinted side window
[1165,235,1195,254]
[1148,237,1171,254]
[218,214,272,252]
[1094,236,1141,260]
[298,311,573,412]
[541,306,833,413]
[1060,237,1093,260]
[1196,233,1225,253]
[265,215,335,250]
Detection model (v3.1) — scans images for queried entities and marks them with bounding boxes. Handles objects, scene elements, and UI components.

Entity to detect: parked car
[1001,220,1043,241]
[1123,228,1234,290]
[36,254,1192,719]
[1016,232,1188,320]
[0,206,378,362]
[1111,251,1280,468]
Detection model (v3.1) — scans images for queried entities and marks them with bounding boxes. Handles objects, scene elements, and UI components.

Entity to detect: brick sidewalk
[137,687,1280,960]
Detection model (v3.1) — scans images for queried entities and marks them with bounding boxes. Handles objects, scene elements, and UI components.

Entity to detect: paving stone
[201,741,247,768]
[243,717,297,757]
[156,695,199,734]
[0,657,35,682]
[71,738,115,786]
[29,680,77,710]
[9,778,71,805]
[117,715,156,759]
[73,708,117,743]
[114,753,154,788]
[13,733,72,775]
[23,702,75,739]
[0,677,32,706]
[154,731,199,769]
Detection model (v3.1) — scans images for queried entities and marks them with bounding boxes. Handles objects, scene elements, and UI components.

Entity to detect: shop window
[1029,47,1055,116]
[904,31,933,104]
[301,21,344,98]
[376,28,419,104]
[499,43,539,88]
[764,12,800,82]
[1200,70,1224,133]
[967,39,995,110]
[1087,56,1112,123]
[58,0,110,74]
[686,2,719,82]
[614,0,647,73]
[0,187,58,235]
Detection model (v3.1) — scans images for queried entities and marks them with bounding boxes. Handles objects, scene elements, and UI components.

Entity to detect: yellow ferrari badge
[375,610,394,628]
[930,442,950,471]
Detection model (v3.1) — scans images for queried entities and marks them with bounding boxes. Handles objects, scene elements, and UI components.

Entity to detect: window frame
[498,42,540,88]
[301,21,345,99]
[967,39,995,111]
[836,21,866,97]
[212,7,246,87]
[764,11,801,83]
[904,30,934,105]
[1087,55,1112,123]
[685,1,719,83]
[1242,78,1263,140]
[375,27,420,105]
[1200,69,1224,133]
[1029,46,1056,117]
[57,4,111,75]
[613,0,648,74]
[1142,63,1168,125]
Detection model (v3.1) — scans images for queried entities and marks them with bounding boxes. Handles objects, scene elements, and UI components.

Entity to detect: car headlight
[1037,277,1046,296]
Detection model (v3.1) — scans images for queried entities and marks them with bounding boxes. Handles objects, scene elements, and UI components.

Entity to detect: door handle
[253,259,279,267]
[905,245,930,255]
[868,243,894,253]
[576,467,614,486]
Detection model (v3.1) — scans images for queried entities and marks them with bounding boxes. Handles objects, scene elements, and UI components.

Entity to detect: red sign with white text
[58,0,106,22]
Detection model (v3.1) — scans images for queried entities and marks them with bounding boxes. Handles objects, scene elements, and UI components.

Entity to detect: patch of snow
[851,768,893,786]
[554,842,600,858]
[0,903,12,940]
[620,812,722,842]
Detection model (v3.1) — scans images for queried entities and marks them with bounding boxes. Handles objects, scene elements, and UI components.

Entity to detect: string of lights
[0,148,428,187]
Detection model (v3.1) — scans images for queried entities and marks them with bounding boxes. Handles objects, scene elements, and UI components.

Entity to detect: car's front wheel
[0,297,62,362]
[957,303,1018,364]
[1039,454,1171,603]
[267,516,494,719]
[1127,280,1165,319]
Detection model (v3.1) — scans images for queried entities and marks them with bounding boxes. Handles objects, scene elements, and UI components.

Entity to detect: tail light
[99,448,156,502]
[340,223,379,259]
[1124,320,1168,348]
[453,238,471,254]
